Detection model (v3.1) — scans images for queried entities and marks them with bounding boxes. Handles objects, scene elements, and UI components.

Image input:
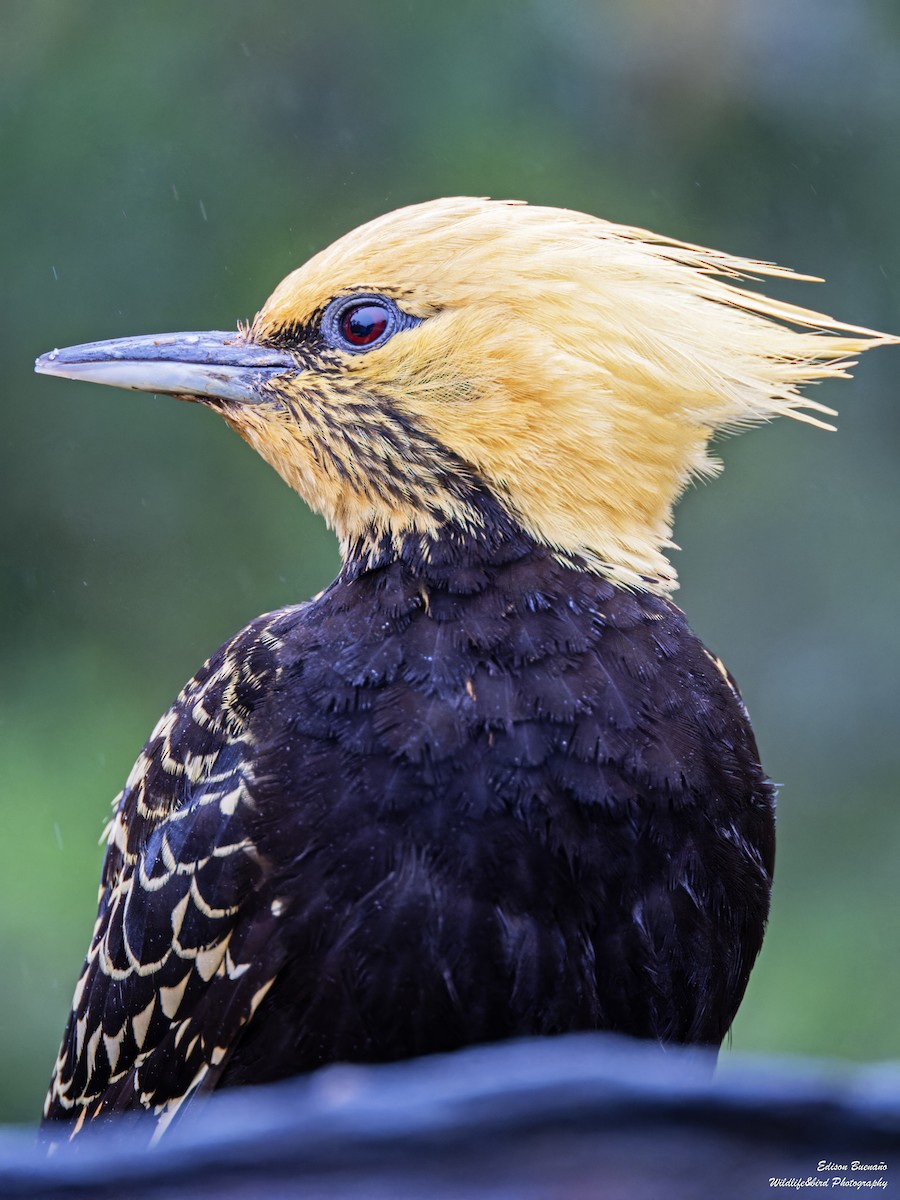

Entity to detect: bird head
[36,197,893,590]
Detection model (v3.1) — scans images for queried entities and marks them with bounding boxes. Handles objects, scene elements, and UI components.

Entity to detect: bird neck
[336,484,609,597]
[339,492,555,585]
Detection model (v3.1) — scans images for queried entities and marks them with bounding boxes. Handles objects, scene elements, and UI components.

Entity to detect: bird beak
[34,331,297,405]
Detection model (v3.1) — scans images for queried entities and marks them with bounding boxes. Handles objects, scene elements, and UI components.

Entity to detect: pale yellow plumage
[242,197,893,590]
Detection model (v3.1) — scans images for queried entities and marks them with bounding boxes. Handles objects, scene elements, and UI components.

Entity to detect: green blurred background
[2,0,898,1124]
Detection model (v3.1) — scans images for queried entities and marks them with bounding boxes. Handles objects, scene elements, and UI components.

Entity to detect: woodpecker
[35,198,893,1140]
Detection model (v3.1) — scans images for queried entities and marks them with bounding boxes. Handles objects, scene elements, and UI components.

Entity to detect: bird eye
[323,294,420,353]
[337,300,392,348]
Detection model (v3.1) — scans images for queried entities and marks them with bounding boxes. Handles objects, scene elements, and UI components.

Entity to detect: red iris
[339,302,390,346]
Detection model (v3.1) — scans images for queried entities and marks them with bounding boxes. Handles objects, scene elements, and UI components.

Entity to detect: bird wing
[43,610,297,1140]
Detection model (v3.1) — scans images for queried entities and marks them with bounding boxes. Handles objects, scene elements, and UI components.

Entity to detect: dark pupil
[341,303,389,346]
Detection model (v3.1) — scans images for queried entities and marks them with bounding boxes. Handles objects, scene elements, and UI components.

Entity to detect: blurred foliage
[2,0,898,1124]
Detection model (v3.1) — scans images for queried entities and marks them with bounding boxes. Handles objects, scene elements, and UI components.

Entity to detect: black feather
[43,526,774,1136]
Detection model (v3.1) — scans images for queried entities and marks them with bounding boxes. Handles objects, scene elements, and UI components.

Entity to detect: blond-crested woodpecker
[35,198,894,1140]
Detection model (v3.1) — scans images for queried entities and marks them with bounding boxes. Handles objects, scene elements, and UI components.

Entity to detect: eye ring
[323,294,418,353]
